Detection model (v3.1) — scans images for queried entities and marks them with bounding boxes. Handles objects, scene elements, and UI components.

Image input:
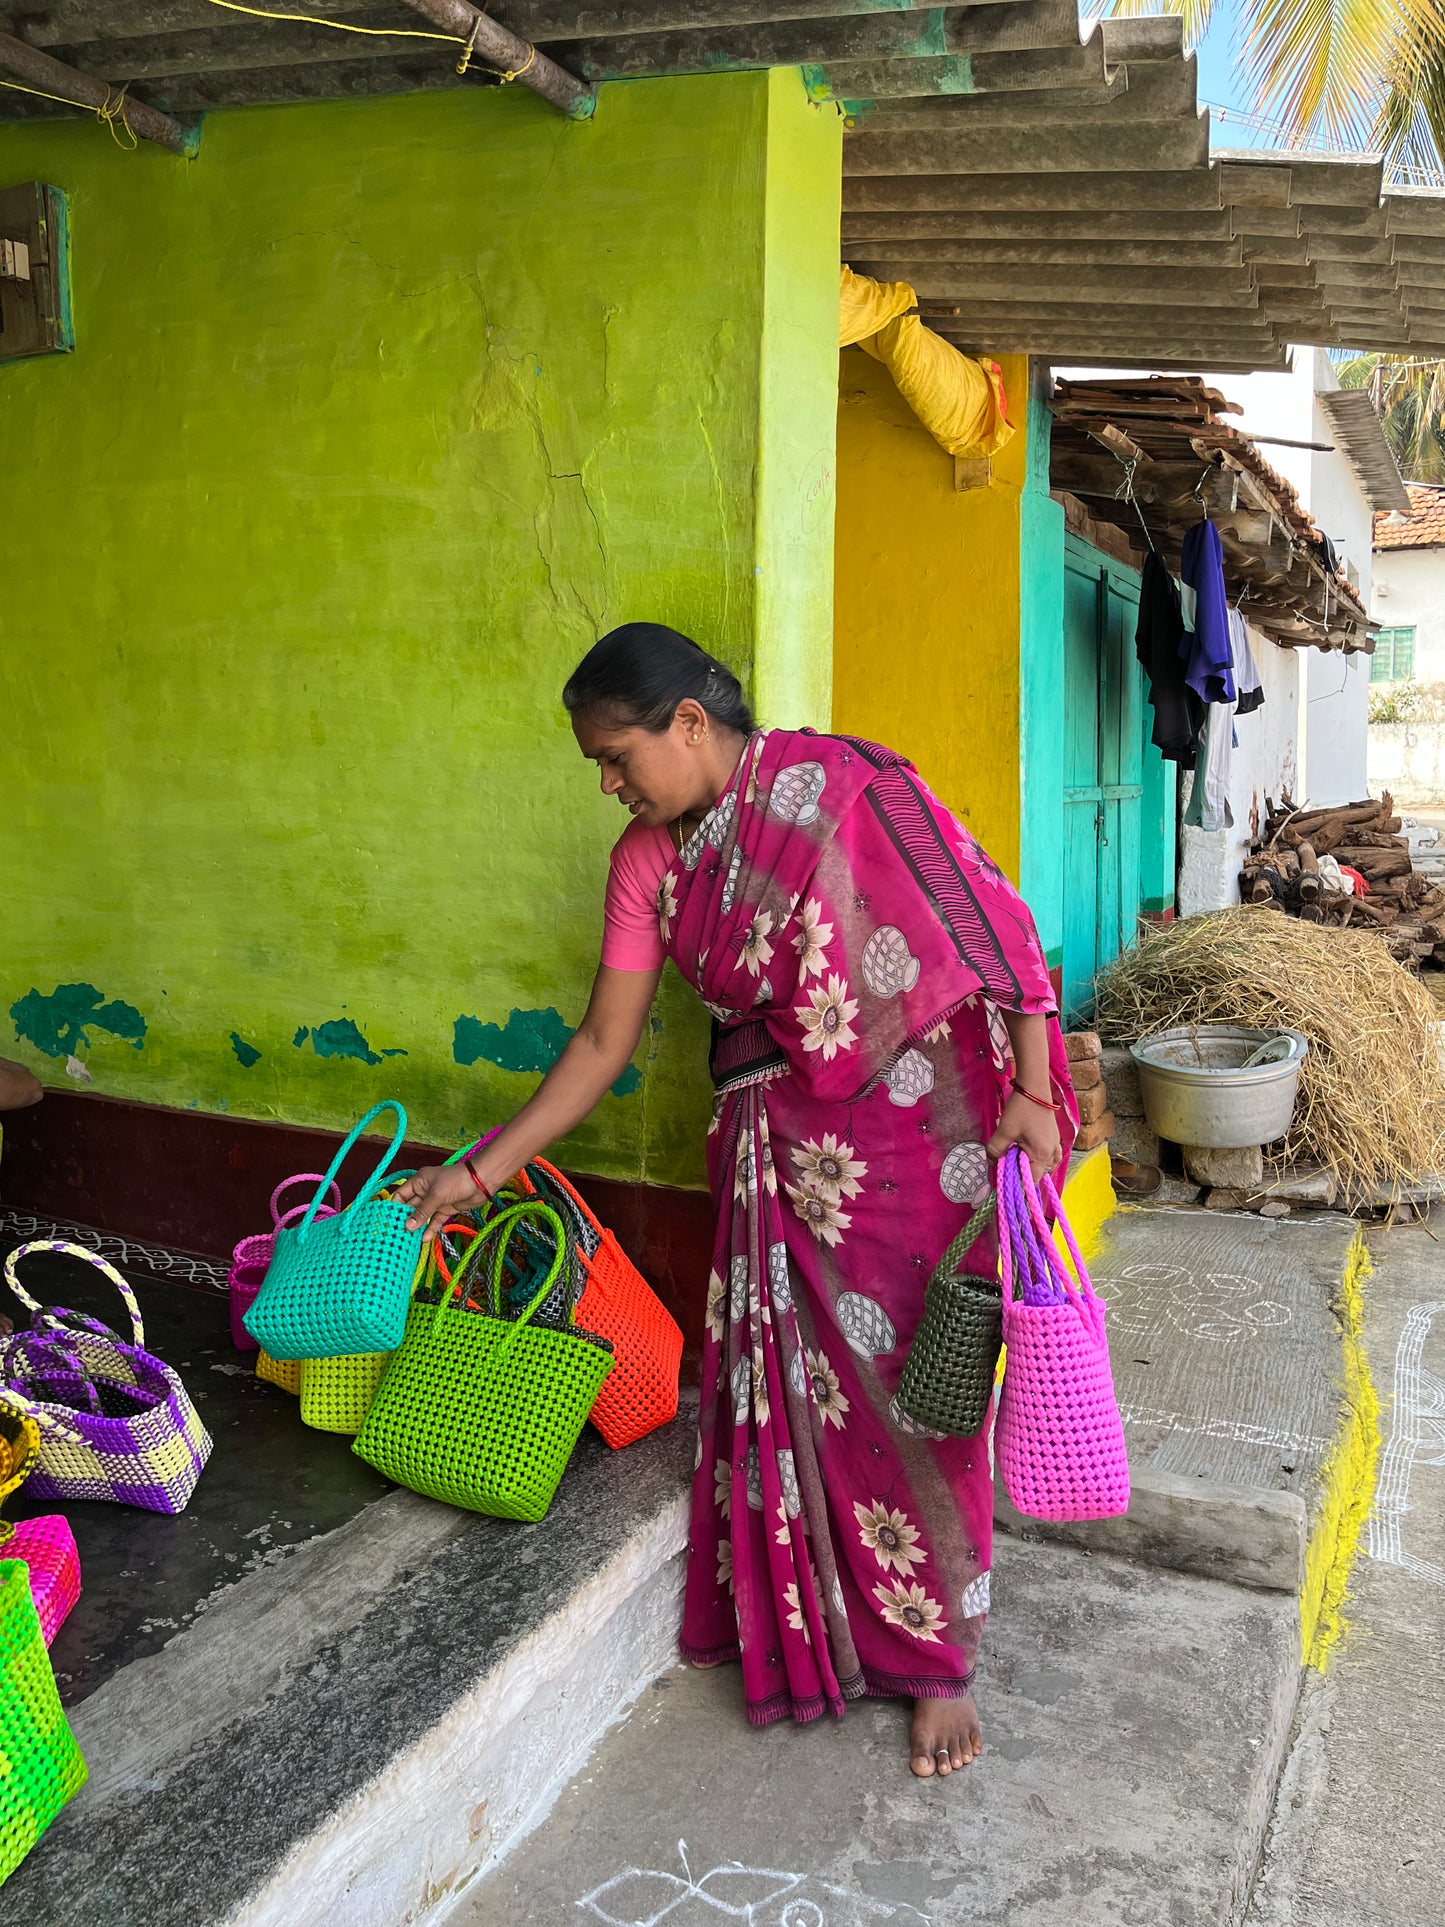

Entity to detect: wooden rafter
[0,30,193,154]
[397,0,595,121]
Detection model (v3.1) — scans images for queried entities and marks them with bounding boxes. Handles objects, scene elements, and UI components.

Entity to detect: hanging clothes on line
[1231,609,1264,716]
[1135,551,1204,767]
[1179,520,1235,708]
[1183,604,1268,834]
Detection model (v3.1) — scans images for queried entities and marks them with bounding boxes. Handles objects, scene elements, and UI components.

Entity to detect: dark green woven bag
[352,1201,614,1523]
[895,1186,1001,1439]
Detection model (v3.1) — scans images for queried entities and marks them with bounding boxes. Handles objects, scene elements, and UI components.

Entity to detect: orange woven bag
[520,1160,682,1449]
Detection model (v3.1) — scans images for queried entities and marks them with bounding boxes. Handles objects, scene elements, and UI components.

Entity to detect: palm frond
[1242,0,1404,147]
[1374,0,1445,173]
[1330,352,1445,483]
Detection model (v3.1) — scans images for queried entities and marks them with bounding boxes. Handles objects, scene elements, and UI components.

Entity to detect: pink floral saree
[664,728,1075,1726]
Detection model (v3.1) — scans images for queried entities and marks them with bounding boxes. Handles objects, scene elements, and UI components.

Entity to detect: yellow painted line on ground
[1301,1231,1382,1671]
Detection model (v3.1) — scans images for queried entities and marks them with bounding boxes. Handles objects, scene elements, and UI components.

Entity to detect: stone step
[7,1422,693,1927]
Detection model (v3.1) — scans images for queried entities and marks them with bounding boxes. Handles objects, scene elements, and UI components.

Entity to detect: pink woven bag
[993,1148,1130,1522]
[0,1516,80,1646]
[229,1174,342,1350]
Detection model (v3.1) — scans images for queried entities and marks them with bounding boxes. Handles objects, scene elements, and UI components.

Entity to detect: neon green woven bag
[352,1202,614,1522]
[0,1558,86,1885]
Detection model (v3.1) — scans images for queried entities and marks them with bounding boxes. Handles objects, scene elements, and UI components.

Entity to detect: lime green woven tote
[352,1202,614,1523]
[0,1558,86,1885]
[300,1351,395,1436]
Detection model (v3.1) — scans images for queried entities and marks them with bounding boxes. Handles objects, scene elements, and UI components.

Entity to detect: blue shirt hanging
[1179,520,1236,707]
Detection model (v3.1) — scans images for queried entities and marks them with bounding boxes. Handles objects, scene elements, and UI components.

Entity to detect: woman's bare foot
[909,1694,982,1777]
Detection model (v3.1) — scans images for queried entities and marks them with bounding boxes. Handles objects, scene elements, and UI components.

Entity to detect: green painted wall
[0,72,842,1189]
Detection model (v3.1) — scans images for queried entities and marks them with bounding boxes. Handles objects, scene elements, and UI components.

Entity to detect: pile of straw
[1095,908,1445,1194]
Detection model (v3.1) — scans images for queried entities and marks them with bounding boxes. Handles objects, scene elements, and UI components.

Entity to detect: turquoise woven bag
[352,1201,614,1522]
[244,1102,425,1361]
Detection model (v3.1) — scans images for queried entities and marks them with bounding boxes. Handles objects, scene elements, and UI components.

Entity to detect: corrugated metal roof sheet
[4,1,1445,368]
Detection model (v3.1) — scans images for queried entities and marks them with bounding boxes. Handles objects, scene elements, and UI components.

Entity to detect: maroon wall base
[0,1091,714,1379]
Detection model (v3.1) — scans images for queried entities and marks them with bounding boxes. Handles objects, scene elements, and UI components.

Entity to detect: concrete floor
[1247,1223,1445,1927]
[454,1537,1299,1927]
[1091,1208,1353,1508]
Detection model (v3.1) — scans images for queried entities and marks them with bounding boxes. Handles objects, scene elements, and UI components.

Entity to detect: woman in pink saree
[400,625,1074,1778]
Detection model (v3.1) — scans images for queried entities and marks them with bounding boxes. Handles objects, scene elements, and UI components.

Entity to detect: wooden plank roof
[1050,374,1374,651]
[4,0,1445,369]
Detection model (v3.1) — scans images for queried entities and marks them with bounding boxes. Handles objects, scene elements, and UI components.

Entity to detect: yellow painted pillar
[831,348,1030,877]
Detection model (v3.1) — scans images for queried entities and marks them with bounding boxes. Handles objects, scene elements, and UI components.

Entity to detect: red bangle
[1012,1082,1060,1114]
[463,1156,492,1200]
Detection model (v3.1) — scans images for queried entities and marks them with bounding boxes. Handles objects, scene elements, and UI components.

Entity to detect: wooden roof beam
[398,0,594,117]
[0,27,194,150]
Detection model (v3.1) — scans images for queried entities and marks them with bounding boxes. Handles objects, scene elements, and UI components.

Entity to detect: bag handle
[431,1201,566,1324]
[270,1173,342,1228]
[927,1185,999,1293]
[4,1240,146,1347]
[294,1102,409,1242]
[0,1381,89,1450]
[1018,1156,1102,1331]
[2,1329,104,1414]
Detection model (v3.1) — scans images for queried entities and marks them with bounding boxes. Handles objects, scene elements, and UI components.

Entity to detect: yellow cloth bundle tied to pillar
[839,265,1014,462]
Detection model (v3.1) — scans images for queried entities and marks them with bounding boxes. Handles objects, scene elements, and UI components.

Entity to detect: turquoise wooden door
[1062,536,1154,1022]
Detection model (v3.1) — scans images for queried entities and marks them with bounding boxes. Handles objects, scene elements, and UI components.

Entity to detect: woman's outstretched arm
[397,963,662,1237]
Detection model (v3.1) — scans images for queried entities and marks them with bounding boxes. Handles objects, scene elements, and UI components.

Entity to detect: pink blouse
[601,819,673,971]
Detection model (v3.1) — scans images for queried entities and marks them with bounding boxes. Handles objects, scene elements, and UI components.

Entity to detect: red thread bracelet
[1012,1082,1060,1114]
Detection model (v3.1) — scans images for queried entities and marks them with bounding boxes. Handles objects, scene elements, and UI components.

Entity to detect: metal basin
[1129,1025,1309,1149]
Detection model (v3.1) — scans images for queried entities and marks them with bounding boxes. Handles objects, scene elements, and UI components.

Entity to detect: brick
[1065,1031,1103,1062]
[1098,1045,1145,1119]
[1074,1081,1110,1125]
[1069,1058,1103,1092]
[1073,1111,1115,1151]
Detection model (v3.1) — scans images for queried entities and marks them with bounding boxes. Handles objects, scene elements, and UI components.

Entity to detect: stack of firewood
[1240,793,1445,967]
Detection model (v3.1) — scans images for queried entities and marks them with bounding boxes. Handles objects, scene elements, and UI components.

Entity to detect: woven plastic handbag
[518,1160,682,1449]
[894,1185,1002,1438]
[352,1201,615,1522]
[0,1557,86,1884]
[992,1149,1130,1523]
[256,1349,302,1396]
[1,1243,212,1515]
[0,1411,79,1649]
[245,1101,425,1360]
[299,1351,394,1436]
[229,1174,343,1350]
[0,1520,79,1651]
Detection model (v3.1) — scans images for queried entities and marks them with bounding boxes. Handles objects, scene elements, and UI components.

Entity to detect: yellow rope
[201,0,463,43]
[498,42,536,82]
[0,76,137,148]
[200,0,542,84]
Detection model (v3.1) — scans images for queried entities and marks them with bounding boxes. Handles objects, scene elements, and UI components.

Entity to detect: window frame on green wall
[1371,625,1417,682]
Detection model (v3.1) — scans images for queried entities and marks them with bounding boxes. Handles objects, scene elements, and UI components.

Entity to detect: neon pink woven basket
[0,1517,79,1647]
[229,1175,342,1350]
[993,1148,1130,1523]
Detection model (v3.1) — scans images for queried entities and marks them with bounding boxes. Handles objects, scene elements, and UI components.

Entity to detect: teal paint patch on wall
[455,1008,641,1098]
[0,77,839,1190]
[11,983,146,1058]
[296,1018,406,1066]
[230,1032,262,1067]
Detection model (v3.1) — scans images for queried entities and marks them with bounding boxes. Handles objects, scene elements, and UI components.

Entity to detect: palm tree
[1096,0,1445,173]
[1336,353,1445,482]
